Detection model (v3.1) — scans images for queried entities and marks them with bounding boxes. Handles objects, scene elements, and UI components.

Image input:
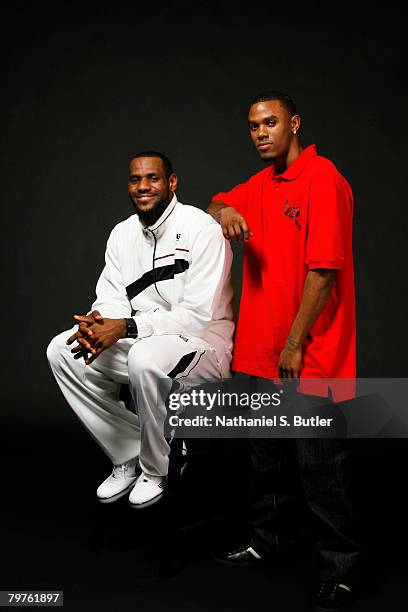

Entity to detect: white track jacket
[91,195,235,357]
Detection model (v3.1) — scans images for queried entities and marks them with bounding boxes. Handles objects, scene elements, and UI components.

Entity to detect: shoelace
[112,463,129,479]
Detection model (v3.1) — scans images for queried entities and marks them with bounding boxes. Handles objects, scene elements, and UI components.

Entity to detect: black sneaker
[215,544,264,567]
[311,581,351,612]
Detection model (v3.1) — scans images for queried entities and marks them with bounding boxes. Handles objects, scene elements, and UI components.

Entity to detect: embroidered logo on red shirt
[284,200,301,229]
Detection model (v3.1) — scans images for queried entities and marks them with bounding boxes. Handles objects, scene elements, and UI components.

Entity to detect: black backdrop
[2,2,408,608]
[2,2,407,422]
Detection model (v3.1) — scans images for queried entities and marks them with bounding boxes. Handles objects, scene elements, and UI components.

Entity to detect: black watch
[124,318,138,338]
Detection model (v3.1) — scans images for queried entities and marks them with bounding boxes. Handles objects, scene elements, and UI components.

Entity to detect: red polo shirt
[212,145,356,400]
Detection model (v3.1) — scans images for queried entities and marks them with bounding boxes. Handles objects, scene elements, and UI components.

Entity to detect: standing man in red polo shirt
[207,92,359,612]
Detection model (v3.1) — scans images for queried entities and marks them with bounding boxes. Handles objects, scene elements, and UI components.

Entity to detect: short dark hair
[249,91,297,117]
[130,150,174,178]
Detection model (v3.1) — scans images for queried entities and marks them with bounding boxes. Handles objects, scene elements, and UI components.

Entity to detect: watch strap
[124,318,138,338]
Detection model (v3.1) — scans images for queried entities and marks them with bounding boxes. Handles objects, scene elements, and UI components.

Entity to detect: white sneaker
[128,472,165,508]
[96,458,139,503]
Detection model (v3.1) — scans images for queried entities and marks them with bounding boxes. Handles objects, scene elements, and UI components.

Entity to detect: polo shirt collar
[272,144,317,181]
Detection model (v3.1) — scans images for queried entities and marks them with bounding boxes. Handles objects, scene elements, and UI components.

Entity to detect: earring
[292,130,297,134]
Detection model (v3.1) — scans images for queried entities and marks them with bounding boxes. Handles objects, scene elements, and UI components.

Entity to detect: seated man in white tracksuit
[47,150,234,508]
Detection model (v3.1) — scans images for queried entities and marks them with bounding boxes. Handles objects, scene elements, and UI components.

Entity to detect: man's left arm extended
[278,269,337,378]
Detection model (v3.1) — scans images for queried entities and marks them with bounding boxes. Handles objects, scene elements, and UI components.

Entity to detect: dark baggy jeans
[248,383,360,584]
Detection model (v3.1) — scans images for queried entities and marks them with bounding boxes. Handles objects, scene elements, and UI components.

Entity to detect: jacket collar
[139,194,178,237]
[271,144,317,181]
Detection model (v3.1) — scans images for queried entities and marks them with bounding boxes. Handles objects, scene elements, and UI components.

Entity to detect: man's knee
[46,330,71,368]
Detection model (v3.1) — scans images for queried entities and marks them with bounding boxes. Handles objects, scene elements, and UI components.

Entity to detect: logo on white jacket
[176,233,181,241]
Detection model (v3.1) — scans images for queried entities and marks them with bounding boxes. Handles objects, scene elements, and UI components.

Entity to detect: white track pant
[47,329,230,476]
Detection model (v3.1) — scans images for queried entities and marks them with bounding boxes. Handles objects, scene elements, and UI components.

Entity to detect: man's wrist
[286,335,302,350]
[124,317,138,339]
[210,206,227,223]
[207,201,228,223]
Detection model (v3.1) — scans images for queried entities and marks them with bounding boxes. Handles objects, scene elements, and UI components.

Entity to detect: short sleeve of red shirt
[211,181,249,216]
[306,163,353,270]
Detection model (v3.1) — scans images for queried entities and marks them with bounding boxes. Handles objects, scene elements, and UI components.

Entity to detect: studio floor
[2,416,407,612]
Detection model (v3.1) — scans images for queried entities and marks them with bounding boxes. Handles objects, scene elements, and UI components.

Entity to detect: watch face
[126,319,138,338]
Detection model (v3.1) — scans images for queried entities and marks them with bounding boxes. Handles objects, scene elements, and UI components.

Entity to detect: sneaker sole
[97,480,137,504]
[214,556,263,568]
[129,491,164,510]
